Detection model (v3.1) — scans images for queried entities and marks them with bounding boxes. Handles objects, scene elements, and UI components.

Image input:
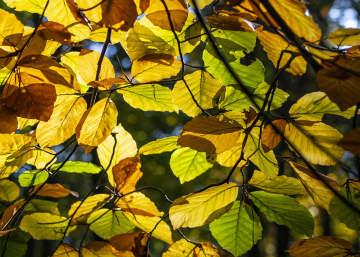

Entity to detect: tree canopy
[0,0,360,256]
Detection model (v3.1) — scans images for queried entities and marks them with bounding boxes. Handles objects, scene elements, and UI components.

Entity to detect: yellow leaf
[109,232,148,256]
[163,239,223,257]
[88,23,127,44]
[132,54,181,83]
[284,121,344,166]
[118,84,178,112]
[97,124,138,186]
[88,78,126,90]
[123,212,173,245]
[216,141,247,167]
[288,162,340,211]
[31,183,77,198]
[78,49,115,84]
[287,236,353,257]
[248,170,307,195]
[178,116,243,154]
[68,194,111,223]
[52,244,79,257]
[116,192,164,217]
[0,9,24,47]
[0,179,20,202]
[172,71,225,117]
[328,28,360,46]
[77,97,118,154]
[4,0,47,14]
[338,127,360,157]
[112,156,142,194]
[261,119,287,153]
[83,241,116,257]
[145,0,188,32]
[37,96,87,147]
[18,55,81,91]
[26,149,56,169]
[17,117,38,130]
[169,183,238,229]
[77,0,138,31]
[250,0,321,43]
[257,31,306,75]
[316,59,360,111]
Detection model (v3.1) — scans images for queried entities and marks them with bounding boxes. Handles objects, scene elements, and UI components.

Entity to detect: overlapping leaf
[139,136,180,155]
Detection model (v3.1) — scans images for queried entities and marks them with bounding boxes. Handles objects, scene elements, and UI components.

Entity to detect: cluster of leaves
[0,0,360,256]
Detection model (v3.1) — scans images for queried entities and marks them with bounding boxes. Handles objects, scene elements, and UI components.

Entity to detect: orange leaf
[112,156,142,194]
[38,21,71,46]
[261,119,287,152]
[0,104,18,134]
[109,232,148,257]
[31,183,78,198]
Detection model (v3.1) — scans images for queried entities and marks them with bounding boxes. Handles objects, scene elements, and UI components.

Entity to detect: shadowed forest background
[0,0,360,256]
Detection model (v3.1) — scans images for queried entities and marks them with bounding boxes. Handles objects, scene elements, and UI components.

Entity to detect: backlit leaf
[116,192,164,217]
[0,179,19,202]
[112,156,142,194]
[37,96,87,147]
[284,121,344,166]
[118,84,178,112]
[38,21,71,46]
[169,182,238,229]
[170,147,213,183]
[338,127,360,157]
[289,92,356,121]
[288,162,340,211]
[68,194,111,223]
[77,97,118,154]
[329,186,360,233]
[210,202,262,256]
[249,170,306,195]
[178,115,243,154]
[19,213,75,240]
[109,232,148,257]
[88,209,135,240]
[52,244,79,257]
[26,148,56,169]
[145,0,188,32]
[123,212,173,245]
[328,28,360,46]
[50,161,102,174]
[83,241,116,257]
[163,239,224,256]
[287,236,353,257]
[249,191,314,237]
[172,70,224,117]
[32,183,77,198]
[261,119,287,153]
[132,54,181,83]
[139,136,180,155]
[0,9,24,47]
[97,123,138,186]
[0,103,18,134]
[78,49,115,84]
[23,199,59,215]
[18,170,49,187]
[0,202,24,230]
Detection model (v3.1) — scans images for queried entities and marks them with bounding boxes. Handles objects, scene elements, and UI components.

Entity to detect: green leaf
[139,136,180,155]
[329,186,360,233]
[0,179,19,202]
[118,84,178,113]
[248,170,307,195]
[23,199,59,215]
[50,161,102,174]
[289,92,356,121]
[18,170,49,187]
[19,213,76,240]
[245,131,278,179]
[203,42,264,88]
[170,147,213,183]
[210,201,262,256]
[0,230,30,257]
[219,82,288,112]
[249,191,314,237]
[88,209,135,240]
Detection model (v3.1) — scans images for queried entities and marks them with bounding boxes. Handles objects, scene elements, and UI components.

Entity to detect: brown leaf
[261,119,287,152]
[88,78,126,90]
[112,156,142,194]
[287,236,353,257]
[109,232,148,257]
[338,127,360,157]
[145,0,188,32]
[38,21,72,46]
[31,183,78,198]
[0,104,18,134]
[3,83,57,121]
[0,201,24,230]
